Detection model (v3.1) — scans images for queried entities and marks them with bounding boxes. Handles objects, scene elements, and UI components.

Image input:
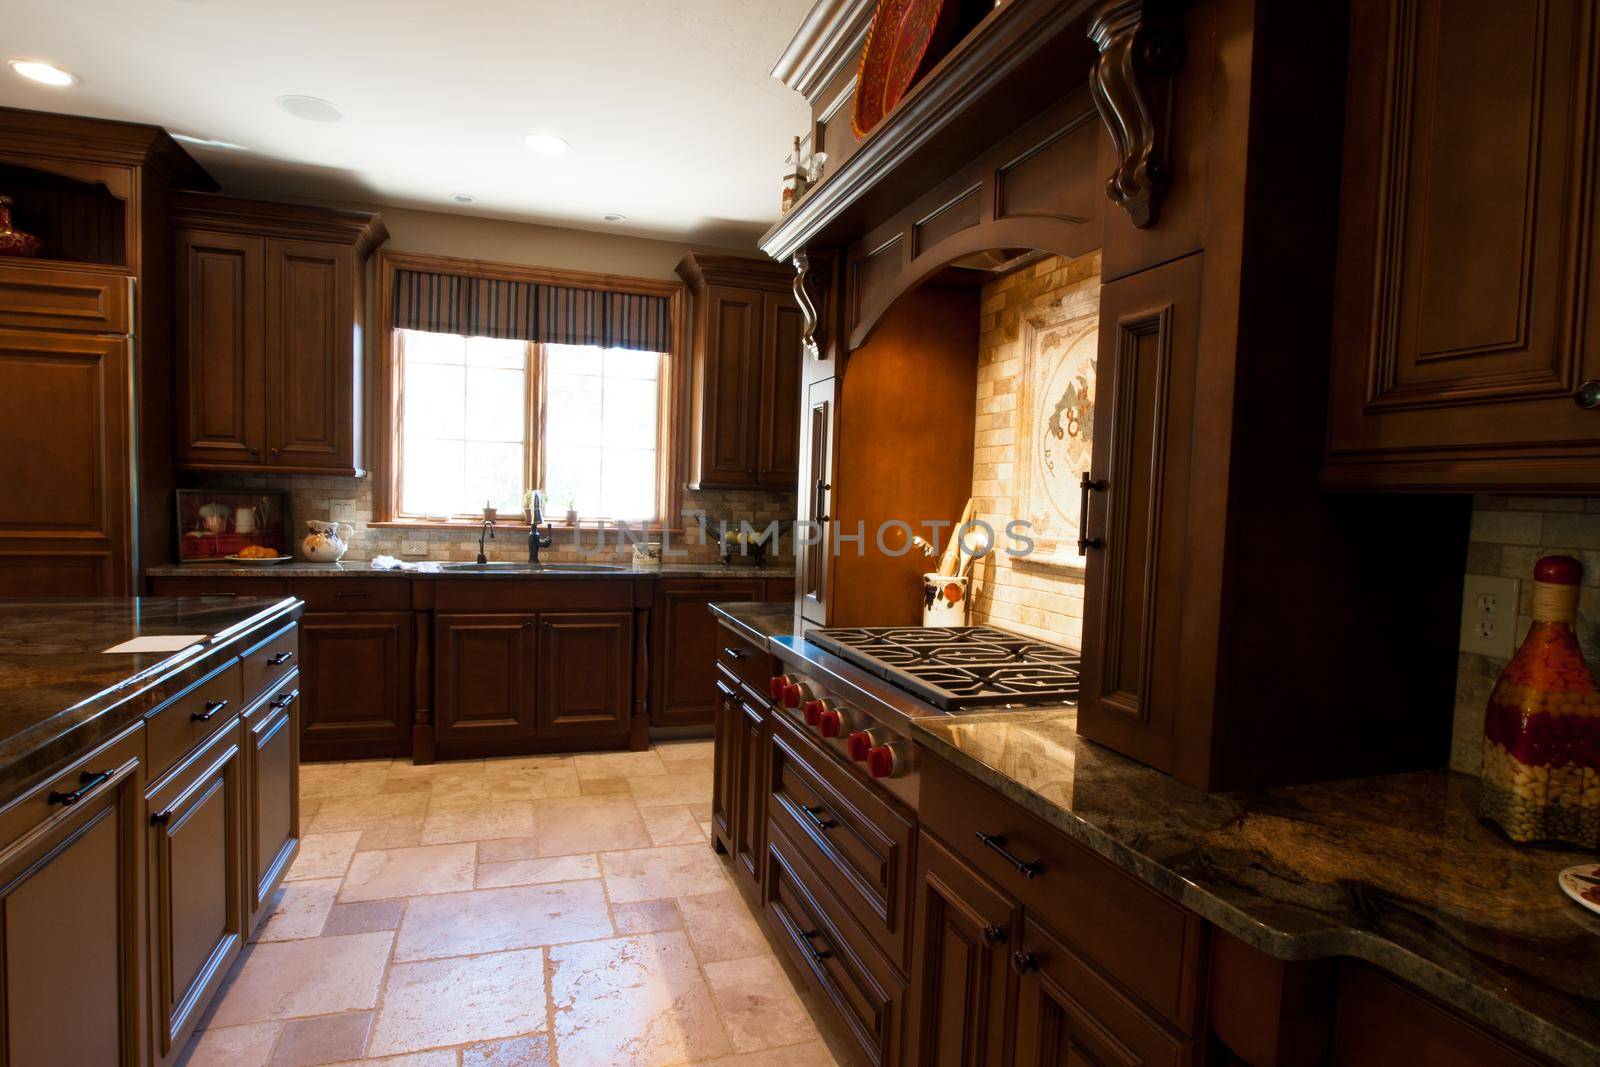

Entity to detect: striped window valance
[393,268,671,352]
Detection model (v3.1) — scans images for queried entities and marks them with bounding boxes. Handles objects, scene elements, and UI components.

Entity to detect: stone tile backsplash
[1451,495,1600,774]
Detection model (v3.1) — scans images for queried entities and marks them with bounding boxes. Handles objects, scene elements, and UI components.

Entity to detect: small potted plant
[562,491,578,526]
[482,499,497,522]
[521,489,536,524]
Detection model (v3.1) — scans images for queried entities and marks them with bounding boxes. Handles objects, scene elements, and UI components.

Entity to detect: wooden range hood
[761,0,1475,795]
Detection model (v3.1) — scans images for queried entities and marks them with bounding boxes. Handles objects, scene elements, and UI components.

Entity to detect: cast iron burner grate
[806,625,1080,710]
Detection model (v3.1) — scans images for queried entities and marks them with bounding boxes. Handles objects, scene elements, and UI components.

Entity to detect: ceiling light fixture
[172,133,249,151]
[450,194,477,204]
[602,213,628,223]
[276,95,343,123]
[8,60,77,87]
[524,133,569,155]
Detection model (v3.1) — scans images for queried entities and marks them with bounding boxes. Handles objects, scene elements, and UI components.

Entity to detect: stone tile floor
[179,741,839,1067]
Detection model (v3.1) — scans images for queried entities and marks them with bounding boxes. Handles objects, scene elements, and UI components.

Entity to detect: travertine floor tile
[386,757,484,781]
[705,955,820,1051]
[419,801,535,844]
[578,775,630,795]
[602,843,730,902]
[321,899,406,936]
[663,755,716,777]
[640,804,707,845]
[206,932,393,1027]
[476,853,599,888]
[306,791,429,833]
[340,843,476,902]
[549,932,731,1066]
[530,794,652,855]
[655,740,714,764]
[300,760,391,801]
[574,750,669,780]
[182,1021,280,1066]
[268,1011,372,1066]
[613,898,683,935]
[687,1042,842,1065]
[326,1053,458,1067]
[462,1033,554,1065]
[355,820,425,851]
[367,949,548,1055]
[628,771,715,807]
[678,890,769,963]
[393,881,612,961]
[284,832,361,882]
[253,878,339,942]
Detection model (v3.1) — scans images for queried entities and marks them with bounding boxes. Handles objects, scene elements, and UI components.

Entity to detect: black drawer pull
[1010,951,1038,976]
[271,690,298,709]
[798,929,832,961]
[976,831,1044,879]
[334,591,369,598]
[150,809,171,826]
[48,769,112,807]
[721,646,745,660]
[980,924,1007,947]
[267,651,294,665]
[800,804,836,830]
[191,699,228,723]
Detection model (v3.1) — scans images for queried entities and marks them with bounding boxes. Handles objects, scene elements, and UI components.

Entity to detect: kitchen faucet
[528,491,553,564]
[477,519,494,564]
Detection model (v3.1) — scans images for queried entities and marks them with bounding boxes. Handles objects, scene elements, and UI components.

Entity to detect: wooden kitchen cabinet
[651,578,764,728]
[677,252,803,490]
[710,674,769,891]
[299,611,414,761]
[0,725,146,1067]
[244,674,300,929]
[170,193,386,476]
[435,613,539,750]
[146,716,247,1065]
[537,612,632,740]
[1324,0,1600,490]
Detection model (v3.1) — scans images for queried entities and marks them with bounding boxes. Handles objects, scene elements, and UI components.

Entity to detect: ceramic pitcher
[302,520,355,562]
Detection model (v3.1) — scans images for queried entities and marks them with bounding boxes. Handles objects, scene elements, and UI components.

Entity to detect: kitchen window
[394,329,666,523]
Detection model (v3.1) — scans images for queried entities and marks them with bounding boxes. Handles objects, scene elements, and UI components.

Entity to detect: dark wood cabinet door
[734,695,766,887]
[299,612,413,761]
[759,290,803,487]
[796,376,836,624]
[0,727,144,1067]
[1013,915,1194,1067]
[0,328,132,597]
[1325,0,1600,487]
[174,229,265,467]
[147,719,247,1065]
[435,613,538,748]
[537,612,631,740]
[245,676,299,930]
[1076,256,1202,776]
[906,831,1020,1067]
[697,285,764,487]
[711,678,741,854]
[652,579,763,728]
[264,238,357,471]
[1331,962,1545,1067]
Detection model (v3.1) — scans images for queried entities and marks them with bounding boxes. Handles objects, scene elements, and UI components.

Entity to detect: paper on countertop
[371,555,442,573]
[103,635,207,654]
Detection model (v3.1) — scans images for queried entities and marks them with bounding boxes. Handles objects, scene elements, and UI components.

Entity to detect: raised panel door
[245,678,299,929]
[1076,255,1202,775]
[174,229,265,467]
[0,261,131,333]
[299,612,412,760]
[435,613,538,747]
[698,285,763,487]
[735,695,766,887]
[712,678,741,854]
[264,238,356,471]
[652,579,763,728]
[759,290,803,487]
[537,612,631,740]
[0,328,131,596]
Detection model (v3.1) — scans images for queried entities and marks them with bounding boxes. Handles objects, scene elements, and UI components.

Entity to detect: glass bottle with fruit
[1479,555,1600,848]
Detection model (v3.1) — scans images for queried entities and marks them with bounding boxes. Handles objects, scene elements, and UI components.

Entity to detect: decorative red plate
[851,0,962,139]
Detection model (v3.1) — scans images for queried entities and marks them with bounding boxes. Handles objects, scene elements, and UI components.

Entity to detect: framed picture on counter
[174,488,292,562]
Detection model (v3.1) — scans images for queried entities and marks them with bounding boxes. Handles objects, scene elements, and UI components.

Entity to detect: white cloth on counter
[369,555,442,573]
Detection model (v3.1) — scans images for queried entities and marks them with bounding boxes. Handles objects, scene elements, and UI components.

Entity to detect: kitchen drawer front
[434,579,636,612]
[768,712,914,969]
[0,263,131,334]
[147,576,291,598]
[147,659,242,782]
[239,619,298,698]
[289,579,411,612]
[764,821,905,1067]
[0,723,144,849]
[717,621,775,700]
[922,754,1204,1032]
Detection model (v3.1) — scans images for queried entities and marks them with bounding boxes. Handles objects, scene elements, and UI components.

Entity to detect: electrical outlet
[1460,574,1518,659]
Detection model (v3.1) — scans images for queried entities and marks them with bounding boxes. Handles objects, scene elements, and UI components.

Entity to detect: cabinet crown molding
[676,251,797,290]
[0,105,217,191]
[771,0,878,103]
[168,192,389,255]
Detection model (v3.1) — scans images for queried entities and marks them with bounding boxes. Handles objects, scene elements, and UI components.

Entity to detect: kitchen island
[0,595,303,1065]
[710,600,1599,1067]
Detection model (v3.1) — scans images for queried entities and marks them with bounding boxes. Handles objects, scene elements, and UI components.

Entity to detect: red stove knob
[769,675,790,701]
[866,744,896,779]
[819,708,843,737]
[802,698,826,726]
[847,730,878,762]
[782,682,804,709]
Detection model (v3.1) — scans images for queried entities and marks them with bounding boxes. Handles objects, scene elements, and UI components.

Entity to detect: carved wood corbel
[1088,0,1186,228]
[792,248,832,360]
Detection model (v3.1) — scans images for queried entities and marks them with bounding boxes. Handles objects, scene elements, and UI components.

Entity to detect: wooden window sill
[369,519,684,536]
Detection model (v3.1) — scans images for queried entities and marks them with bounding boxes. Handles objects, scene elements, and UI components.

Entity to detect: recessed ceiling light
[450,194,477,204]
[602,213,628,223]
[172,133,248,151]
[8,60,77,87]
[524,133,569,155]
[276,95,343,123]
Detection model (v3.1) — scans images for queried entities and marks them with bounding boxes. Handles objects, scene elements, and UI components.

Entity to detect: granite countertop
[915,710,1600,1066]
[146,562,796,580]
[0,596,299,798]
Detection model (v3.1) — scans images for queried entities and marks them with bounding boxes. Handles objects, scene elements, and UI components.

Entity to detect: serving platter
[222,554,295,565]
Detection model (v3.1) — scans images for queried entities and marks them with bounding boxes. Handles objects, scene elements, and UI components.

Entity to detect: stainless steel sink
[439,561,628,573]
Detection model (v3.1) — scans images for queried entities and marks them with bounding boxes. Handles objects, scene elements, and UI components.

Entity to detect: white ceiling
[2,0,815,248]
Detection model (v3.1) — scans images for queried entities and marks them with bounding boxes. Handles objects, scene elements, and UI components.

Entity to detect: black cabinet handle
[267,651,294,665]
[800,804,836,831]
[191,699,228,723]
[721,646,745,661]
[334,591,369,599]
[1010,951,1038,976]
[271,690,298,710]
[1078,471,1105,554]
[798,929,832,961]
[976,831,1044,880]
[813,479,831,524]
[1578,380,1600,410]
[980,924,1007,947]
[48,769,113,807]
[150,809,171,826]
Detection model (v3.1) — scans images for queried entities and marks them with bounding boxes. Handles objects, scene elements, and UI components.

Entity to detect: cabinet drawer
[764,821,904,1067]
[717,622,775,701]
[147,659,242,783]
[0,724,144,850]
[240,619,298,699]
[147,576,290,598]
[922,754,1205,1032]
[0,263,131,333]
[768,713,914,968]
[289,579,411,612]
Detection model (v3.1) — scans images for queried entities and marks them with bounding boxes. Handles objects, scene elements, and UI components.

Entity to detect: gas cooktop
[805,625,1080,711]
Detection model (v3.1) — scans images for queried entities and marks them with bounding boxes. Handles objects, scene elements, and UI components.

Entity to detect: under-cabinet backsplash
[180,473,794,567]
[1452,495,1600,773]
